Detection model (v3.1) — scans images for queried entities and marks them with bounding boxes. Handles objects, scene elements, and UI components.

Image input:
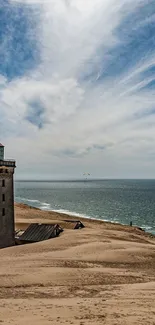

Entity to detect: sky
[0,0,155,180]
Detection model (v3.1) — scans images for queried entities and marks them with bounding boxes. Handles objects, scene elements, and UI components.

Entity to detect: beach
[0,203,155,324]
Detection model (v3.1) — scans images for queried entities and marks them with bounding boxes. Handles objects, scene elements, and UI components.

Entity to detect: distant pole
[130,221,132,227]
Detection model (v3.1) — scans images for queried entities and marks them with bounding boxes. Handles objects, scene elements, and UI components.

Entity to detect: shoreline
[15,202,155,238]
[15,194,155,235]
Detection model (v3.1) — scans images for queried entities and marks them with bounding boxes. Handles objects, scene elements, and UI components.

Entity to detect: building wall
[0,147,4,160]
[0,167,15,248]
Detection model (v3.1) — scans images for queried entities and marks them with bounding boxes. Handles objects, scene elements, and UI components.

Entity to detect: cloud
[0,0,155,179]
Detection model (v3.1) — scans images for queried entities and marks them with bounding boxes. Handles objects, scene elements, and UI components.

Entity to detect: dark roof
[19,223,61,242]
[0,143,4,147]
[63,220,85,229]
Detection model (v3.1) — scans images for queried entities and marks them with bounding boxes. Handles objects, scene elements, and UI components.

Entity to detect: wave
[15,196,40,203]
[41,207,129,226]
[40,203,51,210]
[52,208,92,218]
[141,225,153,231]
[51,208,114,223]
[15,196,51,208]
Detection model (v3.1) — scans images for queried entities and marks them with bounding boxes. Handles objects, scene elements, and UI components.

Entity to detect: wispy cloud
[0,0,155,178]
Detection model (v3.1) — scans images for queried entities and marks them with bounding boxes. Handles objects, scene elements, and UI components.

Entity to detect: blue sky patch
[0,0,40,80]
[25,100,46,129]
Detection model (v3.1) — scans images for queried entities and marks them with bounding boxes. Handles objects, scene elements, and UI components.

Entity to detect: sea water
[15,179,155,235]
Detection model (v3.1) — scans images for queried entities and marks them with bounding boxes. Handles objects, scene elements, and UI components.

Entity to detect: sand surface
[0,203,155,324]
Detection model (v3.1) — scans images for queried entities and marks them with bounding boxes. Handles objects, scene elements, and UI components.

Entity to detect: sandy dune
[0,203,155,324]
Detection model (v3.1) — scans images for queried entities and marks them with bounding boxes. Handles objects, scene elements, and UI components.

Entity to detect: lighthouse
[0,143,16,248]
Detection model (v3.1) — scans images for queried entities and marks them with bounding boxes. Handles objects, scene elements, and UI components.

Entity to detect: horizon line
[15,178,155,182]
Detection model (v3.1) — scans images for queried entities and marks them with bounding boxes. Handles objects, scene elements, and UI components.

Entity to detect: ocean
[15,179,155,235]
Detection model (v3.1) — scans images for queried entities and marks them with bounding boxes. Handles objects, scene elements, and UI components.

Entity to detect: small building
[0,143,16,248]
[63,220,85,229]
[16,223,63,244]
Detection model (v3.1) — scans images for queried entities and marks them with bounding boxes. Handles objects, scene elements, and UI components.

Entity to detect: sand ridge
[0,203,155,324]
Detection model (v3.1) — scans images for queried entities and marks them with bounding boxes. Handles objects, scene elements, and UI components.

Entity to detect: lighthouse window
[2,180,5,187]
[2,208,5,216]
[2,194,5,202]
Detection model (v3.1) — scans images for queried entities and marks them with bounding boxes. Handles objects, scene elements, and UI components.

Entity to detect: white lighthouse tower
[0,143,16,248]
